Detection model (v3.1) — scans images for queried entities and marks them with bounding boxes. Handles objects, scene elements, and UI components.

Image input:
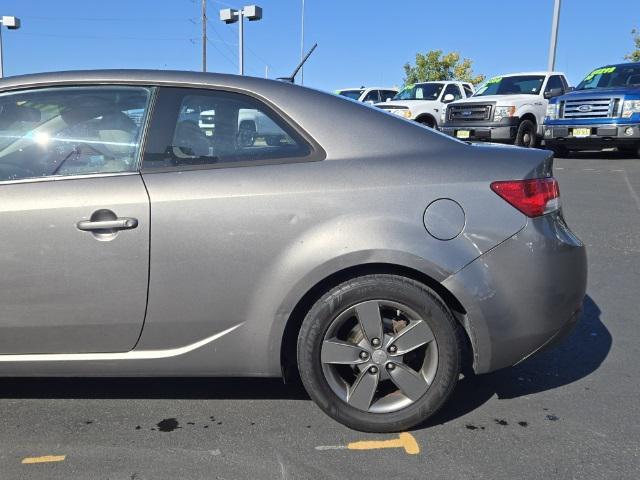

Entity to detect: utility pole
[547,0,561,71]
[202,0,207,72]
[300,0,305,85]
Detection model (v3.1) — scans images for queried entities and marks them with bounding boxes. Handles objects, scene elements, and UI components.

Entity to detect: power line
[19,16,190,22]
[206,37,238,69]
[14,32,194,41]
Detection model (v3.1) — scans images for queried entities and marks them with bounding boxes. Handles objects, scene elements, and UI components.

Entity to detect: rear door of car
[137,86,321,349]
[0,85,151,354]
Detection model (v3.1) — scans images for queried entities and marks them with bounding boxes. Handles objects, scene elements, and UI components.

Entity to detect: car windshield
[393,83,443,101]
[576,65,640,90]
[338,90,363,100]
[473,75,545,96]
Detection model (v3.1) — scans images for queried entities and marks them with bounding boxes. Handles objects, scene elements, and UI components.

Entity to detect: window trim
[0,84,155,184]
[140,85,326,174]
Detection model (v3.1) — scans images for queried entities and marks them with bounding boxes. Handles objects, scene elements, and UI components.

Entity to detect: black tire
[237,120,256,147]
[515,119,537,148]
[297,274,462,432]
[265,135,283,146]
[416,117,436,129]
[549,145,569,158]
[618,146,640,157]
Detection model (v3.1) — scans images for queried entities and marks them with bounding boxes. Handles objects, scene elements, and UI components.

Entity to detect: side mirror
[544,87,564,99]
[386,98,392,102]
[443,94,455,103]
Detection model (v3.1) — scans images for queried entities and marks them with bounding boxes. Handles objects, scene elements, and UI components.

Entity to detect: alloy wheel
[320,300,438,413]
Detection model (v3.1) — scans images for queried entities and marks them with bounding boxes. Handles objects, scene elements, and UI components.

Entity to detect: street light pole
[220,6,262,76]
[202,0,207,72]
[547,0,562,71]
[238,8,244,75]
[0,16,22,79]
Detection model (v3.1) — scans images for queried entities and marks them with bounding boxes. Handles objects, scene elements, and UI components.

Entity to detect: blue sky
[2,0,638,91]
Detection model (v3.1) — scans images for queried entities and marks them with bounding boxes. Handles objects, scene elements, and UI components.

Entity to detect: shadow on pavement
[425,294,610,427]
[0,297,609,426]
[560,150,638,160]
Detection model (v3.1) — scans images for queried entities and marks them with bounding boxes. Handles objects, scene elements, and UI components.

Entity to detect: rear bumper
[443,212,587,374]
[543,123,640,150]
[441,118,519,142]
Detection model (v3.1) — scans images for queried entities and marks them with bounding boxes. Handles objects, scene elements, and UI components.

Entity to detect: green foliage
[625,28,640,62]
[403,50,485,86]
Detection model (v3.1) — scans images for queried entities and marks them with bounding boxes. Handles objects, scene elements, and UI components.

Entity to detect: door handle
[77,217,138,231]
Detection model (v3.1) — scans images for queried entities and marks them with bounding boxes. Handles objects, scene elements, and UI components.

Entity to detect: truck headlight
[546,103,559,120]
[622,100,640,118]
[494,105,516,122]
[440,107,447,125]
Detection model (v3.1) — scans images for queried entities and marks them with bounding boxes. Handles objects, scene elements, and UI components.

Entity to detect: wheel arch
[279,262,472,383]
[519,112,537,127]
[414,113,437,128]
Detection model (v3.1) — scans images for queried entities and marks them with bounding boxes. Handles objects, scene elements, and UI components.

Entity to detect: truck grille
[561,98,620,119]
[448,104,492,121]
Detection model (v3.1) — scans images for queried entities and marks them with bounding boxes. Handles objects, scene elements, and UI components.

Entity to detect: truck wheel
[238,120,257,147]
[550,146,569,158]
[515,120,537,148]
[618,146,640,158]
[265,135,283,146]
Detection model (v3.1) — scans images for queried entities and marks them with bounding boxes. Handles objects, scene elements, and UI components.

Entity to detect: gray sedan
[0,70,586,432]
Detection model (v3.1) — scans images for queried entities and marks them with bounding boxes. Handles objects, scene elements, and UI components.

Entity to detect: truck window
[544,76,565,94]
[379,90,397,101]
[463,84,474,97]
[363,90,380,103]
[442,84,463,101]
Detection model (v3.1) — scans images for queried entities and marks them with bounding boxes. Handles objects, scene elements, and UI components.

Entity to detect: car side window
[142,88,312,170]
[442,84,463,101]
[0,86,151,182]
[379,90,397,101]
[545,76,564,93]
[463,84,474,97]
[363,90,380,103]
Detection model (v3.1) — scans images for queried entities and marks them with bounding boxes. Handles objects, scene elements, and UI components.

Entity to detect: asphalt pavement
[0,153,638,480]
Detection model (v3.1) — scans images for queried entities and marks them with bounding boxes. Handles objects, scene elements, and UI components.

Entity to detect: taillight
[490,178,560,217]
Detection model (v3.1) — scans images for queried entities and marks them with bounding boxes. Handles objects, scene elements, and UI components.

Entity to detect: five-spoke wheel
[297,274,462,432]
[320,300,438,413]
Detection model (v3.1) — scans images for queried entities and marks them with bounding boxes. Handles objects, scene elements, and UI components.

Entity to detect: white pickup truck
[374,81,474,129]
[440,71,570,147]
[199,109,286,147]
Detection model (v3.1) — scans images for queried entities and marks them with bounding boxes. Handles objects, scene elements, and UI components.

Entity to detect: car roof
[412,81,470,85]
[0,69,289,93]
[496,71,564,77]
[596,62,640,69]
[338,87,397,91]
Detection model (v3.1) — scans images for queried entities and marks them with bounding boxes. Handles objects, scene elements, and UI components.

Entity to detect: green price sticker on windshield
[583,66,616,82]
[486,76,502,85]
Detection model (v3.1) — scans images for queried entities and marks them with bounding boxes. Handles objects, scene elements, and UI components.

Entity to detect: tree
[625,28,640,62]
[403,50,485,86]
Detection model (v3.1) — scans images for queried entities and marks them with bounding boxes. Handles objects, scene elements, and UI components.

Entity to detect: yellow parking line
[347,432,420,455]
[21,455,66,464]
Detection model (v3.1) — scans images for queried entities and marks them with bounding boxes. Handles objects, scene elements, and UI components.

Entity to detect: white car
[374,81,474,129]
[336,86,398,104]
[440,71,570,147]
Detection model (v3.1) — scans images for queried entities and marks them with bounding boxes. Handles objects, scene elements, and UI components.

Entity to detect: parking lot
[0,153,635,480]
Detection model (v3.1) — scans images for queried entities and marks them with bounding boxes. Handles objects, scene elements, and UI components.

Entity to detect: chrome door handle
[77,218,138,231]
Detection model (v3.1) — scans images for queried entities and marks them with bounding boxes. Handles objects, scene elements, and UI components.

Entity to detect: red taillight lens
[490,178,560,217]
